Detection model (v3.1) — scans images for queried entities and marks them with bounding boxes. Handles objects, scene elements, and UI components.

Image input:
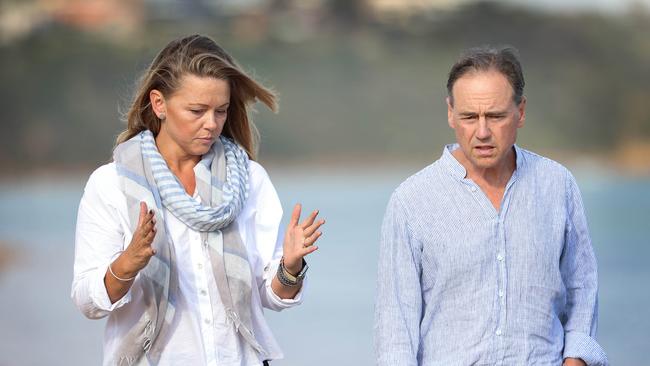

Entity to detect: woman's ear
[149,89,166,119]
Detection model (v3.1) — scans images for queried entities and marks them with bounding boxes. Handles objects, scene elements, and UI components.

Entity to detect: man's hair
[446,46,525,106]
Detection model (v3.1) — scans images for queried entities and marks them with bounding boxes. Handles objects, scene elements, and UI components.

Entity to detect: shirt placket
[494,217,508,364]
[190,229,218,366]
[465,179,508,362]
[494,175,517,365]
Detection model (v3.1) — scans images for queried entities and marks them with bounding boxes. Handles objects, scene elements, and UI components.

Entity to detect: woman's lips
[196,137,214,144]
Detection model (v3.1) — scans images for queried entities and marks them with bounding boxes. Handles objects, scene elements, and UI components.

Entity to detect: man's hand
[563,358,587,366]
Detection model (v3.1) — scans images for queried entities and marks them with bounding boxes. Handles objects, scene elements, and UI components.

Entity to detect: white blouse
[72,160,303,366]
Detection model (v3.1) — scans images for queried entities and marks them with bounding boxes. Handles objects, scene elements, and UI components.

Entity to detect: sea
[0,165,648,365]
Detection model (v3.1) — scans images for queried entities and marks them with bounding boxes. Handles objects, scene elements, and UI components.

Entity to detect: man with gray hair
[374,46,608,365]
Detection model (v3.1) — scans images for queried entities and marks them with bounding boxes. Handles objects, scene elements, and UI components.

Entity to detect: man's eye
[190,109,203,114]
[216,109,227,115]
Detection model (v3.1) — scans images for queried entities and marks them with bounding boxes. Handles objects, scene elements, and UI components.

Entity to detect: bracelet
[276,261,299,287]
[108,251,136,282]
[276,257,307,287]
[108,263,136,282]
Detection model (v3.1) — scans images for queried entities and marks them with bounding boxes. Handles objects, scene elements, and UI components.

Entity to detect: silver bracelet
[108,251,136,282]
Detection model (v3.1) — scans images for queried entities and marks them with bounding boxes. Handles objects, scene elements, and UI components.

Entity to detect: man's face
[447,70,526,173]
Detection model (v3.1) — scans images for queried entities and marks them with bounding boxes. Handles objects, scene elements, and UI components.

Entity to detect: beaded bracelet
[276,258,298,287]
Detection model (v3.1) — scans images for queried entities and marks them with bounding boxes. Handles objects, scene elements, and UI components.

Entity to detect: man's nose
[476,117,491,139]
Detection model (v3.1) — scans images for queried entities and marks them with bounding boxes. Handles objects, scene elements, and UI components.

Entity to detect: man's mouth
[474,145,495,156]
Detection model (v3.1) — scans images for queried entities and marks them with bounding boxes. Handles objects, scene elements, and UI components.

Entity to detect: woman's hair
[116,34,277,160]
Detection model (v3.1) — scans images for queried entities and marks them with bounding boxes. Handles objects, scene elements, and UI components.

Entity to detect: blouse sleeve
[245,161,305,311]
[71,164,136,319]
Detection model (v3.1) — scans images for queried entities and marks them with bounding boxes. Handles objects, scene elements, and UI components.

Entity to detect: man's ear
[446,96,455,129]
[149,89,166,118]
[517,96,527,128]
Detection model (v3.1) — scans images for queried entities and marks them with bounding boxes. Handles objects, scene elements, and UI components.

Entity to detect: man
[374,46,608,366]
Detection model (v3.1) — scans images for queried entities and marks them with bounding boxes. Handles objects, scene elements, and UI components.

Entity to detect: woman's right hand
[119,202,157,276]
[105,202,157,303]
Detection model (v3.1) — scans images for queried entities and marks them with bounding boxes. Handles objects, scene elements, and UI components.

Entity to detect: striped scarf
[112,130,267,365]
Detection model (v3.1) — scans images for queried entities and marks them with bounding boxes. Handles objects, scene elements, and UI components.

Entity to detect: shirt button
[200,289,207,296]
[496,329,502,336]
[498,291,504,297]
[497,254,504,261]
[203,240,209,246]
[470,186,477,192]
[197,263,203,270]
[204,318,211,324]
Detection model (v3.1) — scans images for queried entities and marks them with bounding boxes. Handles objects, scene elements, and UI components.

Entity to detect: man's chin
[468,156,499,170]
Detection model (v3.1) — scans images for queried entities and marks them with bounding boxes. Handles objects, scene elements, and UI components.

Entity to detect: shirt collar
[440,143,525,180]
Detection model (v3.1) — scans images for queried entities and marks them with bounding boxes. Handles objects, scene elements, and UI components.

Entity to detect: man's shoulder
[396,161,442,190]
[390,160,449,208]
[518,147,572,179]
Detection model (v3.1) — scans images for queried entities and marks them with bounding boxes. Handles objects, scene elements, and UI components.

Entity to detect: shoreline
[1,147,649,183]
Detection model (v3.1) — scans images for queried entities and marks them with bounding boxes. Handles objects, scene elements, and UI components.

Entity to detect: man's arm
[560,172,608,366]
[374,193,423,366]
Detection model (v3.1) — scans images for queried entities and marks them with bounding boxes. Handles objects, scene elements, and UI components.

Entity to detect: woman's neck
[155,134,200,174]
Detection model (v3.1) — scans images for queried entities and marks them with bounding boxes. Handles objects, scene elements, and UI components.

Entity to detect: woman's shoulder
[245,160,281,207]
[248,160,273,189]
[86,162,118,184]
[83,162,121,201]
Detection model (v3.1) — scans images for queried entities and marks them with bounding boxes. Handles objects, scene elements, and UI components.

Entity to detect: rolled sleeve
[246,161,305,312]
[89,262,133,311]
[564,330,608,365]
[262,259,305,310]
[72,165,133,319]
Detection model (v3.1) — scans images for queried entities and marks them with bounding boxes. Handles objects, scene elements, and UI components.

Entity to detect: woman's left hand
[282,203,325,275]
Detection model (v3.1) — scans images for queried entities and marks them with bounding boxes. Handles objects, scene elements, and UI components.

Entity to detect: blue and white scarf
[112,130,267,365]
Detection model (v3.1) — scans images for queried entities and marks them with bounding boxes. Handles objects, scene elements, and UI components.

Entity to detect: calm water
[0,167,648,365]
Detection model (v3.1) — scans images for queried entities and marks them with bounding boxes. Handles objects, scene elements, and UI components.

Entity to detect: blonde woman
[72,34,324,366]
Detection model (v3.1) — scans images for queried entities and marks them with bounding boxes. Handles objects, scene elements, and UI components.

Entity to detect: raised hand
[282,203,325,275]
[121,201,157,275]
[105,202,157,303]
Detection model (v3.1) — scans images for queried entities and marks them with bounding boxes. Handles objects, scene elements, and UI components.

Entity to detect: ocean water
[0,167,647,365]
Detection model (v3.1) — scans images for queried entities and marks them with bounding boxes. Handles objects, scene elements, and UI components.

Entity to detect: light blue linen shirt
[375,144,608,366]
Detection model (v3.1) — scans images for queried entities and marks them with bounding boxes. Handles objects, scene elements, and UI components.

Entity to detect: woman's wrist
[282,256,303,275]
[112,252,140,280]
[276,256,308,288]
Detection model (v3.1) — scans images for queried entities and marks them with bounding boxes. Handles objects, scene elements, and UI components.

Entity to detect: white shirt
[72,161,303,366]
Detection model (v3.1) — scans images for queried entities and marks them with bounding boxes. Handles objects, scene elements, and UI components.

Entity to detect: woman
[72,34,324,366]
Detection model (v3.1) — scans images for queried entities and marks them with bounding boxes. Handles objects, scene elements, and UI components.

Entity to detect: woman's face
[151,74,230,158]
